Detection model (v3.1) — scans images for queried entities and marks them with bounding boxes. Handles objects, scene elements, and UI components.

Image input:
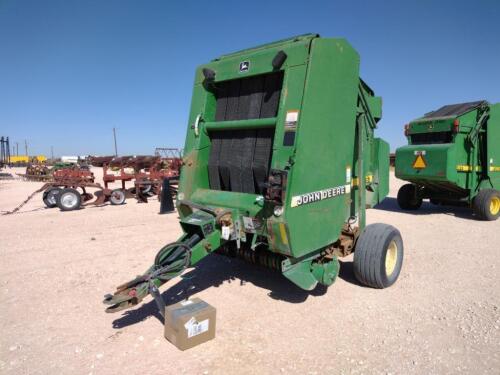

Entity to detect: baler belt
[224,79,242,121]
[219,133,232,190]
[240,130,257,193]
[253,128,274,194]
[260,73,282,118]
[208,133,223,190]
[214,71,283,121]
[209,71,281,193]
[208,128,274,195]
[226,130,258,193]
[239,73,265,119]
[228,132,244,192]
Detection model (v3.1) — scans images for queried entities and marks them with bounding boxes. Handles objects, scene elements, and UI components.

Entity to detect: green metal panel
[369,138,389,207]
[194,39,312,84]
[366,95,382,121]
[409,118,454,135]
[487,103,500,190]
[395,143,458,183]
[281,38,360,257]
[215,34,318,60]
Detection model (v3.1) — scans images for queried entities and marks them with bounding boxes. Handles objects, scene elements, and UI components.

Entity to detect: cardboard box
[164,297,216,350]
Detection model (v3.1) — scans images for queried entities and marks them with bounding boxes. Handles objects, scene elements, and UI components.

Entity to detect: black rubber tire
[141,183,152,194]
[472,189,500,221]
[429,198,441,205]
[353,223,404,289]
[42,187,62,208]
[56,188,81,211]
[109,189,126,205]
[397,184,422,210]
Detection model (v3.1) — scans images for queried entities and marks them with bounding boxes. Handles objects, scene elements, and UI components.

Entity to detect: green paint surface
[176,35,390,289]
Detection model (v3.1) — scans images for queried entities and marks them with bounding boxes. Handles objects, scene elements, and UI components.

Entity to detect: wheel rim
[47,193,57,205]
[385,240,398,276]
[490,196,500,216]
[61,193,77,208]
[111,191,124,203]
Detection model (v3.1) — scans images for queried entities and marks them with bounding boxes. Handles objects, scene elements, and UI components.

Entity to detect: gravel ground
[1,167,499,374]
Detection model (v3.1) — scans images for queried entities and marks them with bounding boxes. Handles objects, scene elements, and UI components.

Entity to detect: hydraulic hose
[103,234,201,313]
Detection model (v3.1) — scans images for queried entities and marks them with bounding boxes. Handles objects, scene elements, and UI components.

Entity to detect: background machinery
[90,153,182,202]
[395,101,500,220]
[104,34,404,315]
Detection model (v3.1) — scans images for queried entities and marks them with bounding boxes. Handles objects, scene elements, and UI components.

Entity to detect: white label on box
[180,300,193,306]
[185,317,209,338]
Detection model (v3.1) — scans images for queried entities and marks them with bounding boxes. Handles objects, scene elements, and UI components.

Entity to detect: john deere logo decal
[239,61,250,72]
[291,184,351,208]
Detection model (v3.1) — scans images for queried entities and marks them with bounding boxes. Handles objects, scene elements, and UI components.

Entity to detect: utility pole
[24,140,28,156]
[16,142,19,156]
[51,146,54,161]
[113,127,118,156]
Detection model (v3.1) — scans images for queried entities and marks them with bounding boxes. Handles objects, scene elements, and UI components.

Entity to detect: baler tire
[397,184,422,210]
[353,223,404,289]
[56,188,82,211]
[472,189,500,221]
[109,189,126,205]
[43,187,62,208]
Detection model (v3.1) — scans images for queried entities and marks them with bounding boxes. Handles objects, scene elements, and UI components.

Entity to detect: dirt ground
[1,167,499,375]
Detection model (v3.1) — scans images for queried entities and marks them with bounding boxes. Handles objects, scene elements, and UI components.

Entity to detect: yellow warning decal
[279,223,289,246]
[490,166,500,172]
[412,154,427,169]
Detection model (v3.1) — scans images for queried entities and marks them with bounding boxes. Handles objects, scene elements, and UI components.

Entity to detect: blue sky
[1,0,499,156]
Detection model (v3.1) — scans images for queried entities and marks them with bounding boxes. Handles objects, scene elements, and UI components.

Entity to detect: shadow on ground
[338,260,364,287]
[111,253,364,329]
[375,197,474,220]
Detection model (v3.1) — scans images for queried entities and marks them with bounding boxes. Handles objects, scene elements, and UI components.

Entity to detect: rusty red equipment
[3,170,125,215]
[132,155,181,202]
[40,166,125,211]
[89,152,182,203]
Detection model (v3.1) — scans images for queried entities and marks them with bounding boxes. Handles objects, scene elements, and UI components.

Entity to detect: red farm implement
[90,152,182,203]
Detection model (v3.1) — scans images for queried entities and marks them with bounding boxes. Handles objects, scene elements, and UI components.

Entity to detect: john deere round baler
[104,34,404,315]
[395,101,500,220]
